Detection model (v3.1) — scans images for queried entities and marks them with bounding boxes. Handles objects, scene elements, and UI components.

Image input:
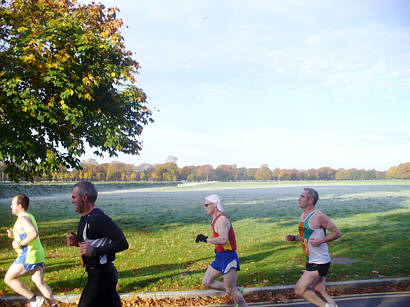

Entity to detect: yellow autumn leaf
[59,99,68,110]
[46,63,58,68]
[85,93,92,100]
[17,26,28,33]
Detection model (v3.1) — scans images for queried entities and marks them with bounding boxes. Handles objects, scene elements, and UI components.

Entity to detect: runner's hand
[6,228,13,239]
[310,237,322,247]
[12,240,20,249]
[80,242,95,257]
[66,231,79,247]
[195,234,208,243]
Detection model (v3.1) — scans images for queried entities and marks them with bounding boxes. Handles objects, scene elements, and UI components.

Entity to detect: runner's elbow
[118,239,129,252]
[28,231,38,241]
[335,229,342,238]
[219,238,228,245]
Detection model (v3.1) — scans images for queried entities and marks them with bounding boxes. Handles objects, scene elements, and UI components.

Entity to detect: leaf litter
[0,283,408,306]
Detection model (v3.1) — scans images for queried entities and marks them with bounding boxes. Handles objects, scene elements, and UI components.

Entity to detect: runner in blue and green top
[5,194,57,307]
[285,188,342,307]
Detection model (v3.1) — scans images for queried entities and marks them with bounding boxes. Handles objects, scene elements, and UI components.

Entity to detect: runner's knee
[313,284,324,295]
[30,277,42,288]
[294,285,305,297]
[202,277,211,288]
[225,285,236,296]
[4,271,15,286]
[30,274,40,285]
[4,275,11,286]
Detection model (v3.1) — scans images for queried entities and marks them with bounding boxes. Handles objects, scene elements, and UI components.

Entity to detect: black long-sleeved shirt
[77,208,128,268]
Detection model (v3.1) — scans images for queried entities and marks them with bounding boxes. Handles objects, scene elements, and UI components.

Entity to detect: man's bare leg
[4,263,35,299]
[30,267,57,306]
[295,270,328,307]
[312,276,337,307]
[202,265,225,291]
[223,268,247,307]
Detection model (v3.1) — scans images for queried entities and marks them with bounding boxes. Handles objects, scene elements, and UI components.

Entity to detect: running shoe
[29,296,45,307]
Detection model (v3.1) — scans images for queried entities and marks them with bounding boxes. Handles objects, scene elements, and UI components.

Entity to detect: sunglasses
[204,203,213,207]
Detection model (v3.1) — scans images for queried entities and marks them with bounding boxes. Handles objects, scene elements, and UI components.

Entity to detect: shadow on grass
[240,244,293,264]
[0,257,16,268]
[44,276,85,293]
[113,256,212,289]
[0,260,80,279]
[44,260,81,274]
[115,246,302,292]
[120,269,205,290]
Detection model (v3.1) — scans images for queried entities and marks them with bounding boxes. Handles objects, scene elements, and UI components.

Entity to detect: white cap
[205,194,223,212]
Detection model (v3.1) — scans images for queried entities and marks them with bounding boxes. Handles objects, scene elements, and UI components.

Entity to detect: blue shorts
[14,251,44,272]
[211,251,240,275]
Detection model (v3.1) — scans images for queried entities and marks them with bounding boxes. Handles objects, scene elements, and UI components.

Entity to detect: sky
[81,0,410,171]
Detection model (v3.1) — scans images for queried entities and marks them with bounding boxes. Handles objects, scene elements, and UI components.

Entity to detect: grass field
[0,181,409,296]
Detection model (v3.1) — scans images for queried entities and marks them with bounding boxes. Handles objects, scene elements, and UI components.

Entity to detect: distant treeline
[1,160,409,182]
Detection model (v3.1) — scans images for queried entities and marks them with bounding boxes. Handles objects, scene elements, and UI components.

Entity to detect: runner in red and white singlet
[195,194,247,307]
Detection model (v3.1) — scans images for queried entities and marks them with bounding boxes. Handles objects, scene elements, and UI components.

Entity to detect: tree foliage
[0,0,153,181]
[255,164,272,180]
[2,160,404,182]
[151,162,179,181]
[386,163,410,179]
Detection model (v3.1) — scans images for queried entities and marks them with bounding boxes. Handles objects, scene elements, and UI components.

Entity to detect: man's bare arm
[206,216,230,245]
[310,213,342,246]
[286,234,301,241]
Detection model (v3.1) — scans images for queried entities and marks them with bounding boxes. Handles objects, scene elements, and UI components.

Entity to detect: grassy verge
[0,181,409,296]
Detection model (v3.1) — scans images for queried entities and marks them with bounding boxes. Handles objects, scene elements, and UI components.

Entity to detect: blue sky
[82,0,410,171]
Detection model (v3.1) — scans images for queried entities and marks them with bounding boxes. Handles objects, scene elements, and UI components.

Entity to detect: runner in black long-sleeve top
[67,181,128,307]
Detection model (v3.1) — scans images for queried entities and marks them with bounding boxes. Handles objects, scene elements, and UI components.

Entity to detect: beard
[75,202,84,213]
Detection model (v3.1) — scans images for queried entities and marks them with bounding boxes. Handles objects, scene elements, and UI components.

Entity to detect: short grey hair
[74,181,98,203]
[304,188,319,206]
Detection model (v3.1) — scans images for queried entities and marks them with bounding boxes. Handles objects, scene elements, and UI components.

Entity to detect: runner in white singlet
[286,188,342,307]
